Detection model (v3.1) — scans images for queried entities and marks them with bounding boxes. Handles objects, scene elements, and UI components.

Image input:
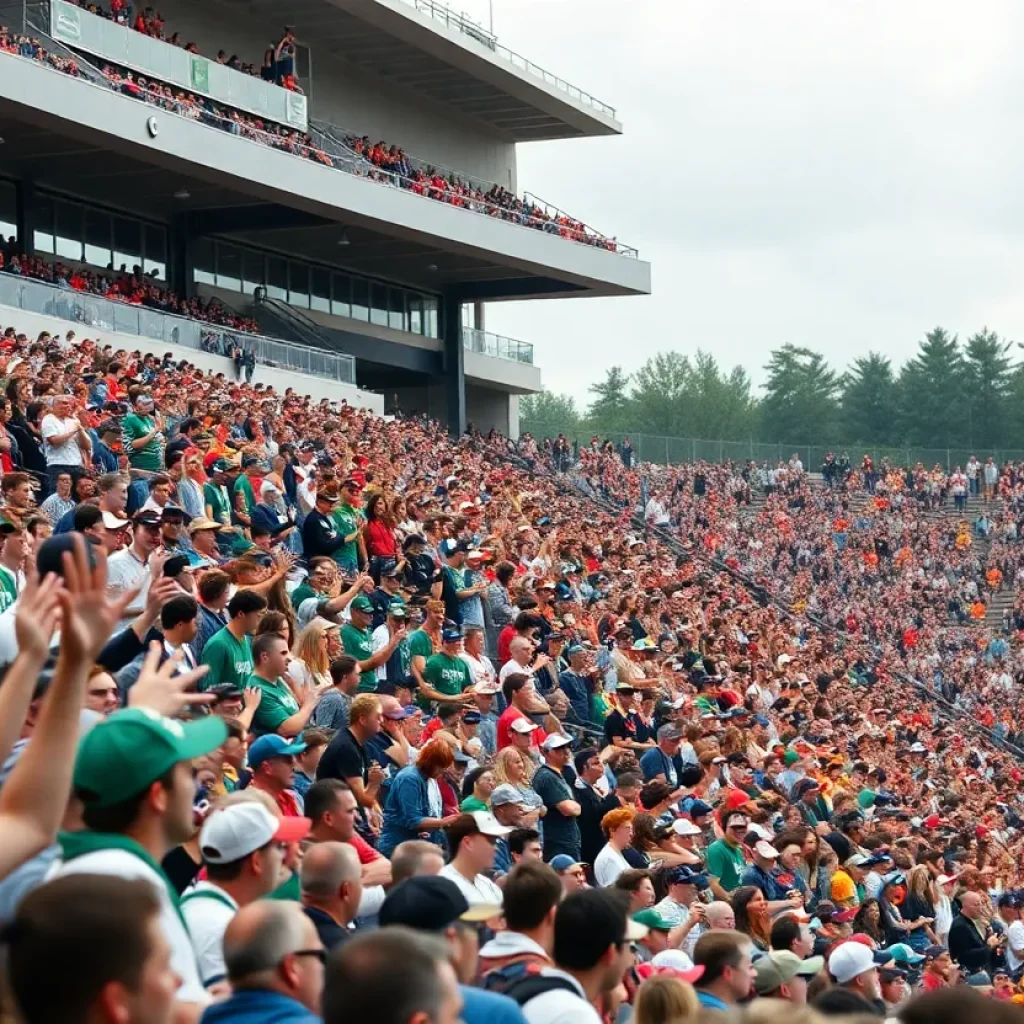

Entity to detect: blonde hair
[349,693,381,725]
[292,619,333,678]
[633,976,699,1024]
[493,745,535,785]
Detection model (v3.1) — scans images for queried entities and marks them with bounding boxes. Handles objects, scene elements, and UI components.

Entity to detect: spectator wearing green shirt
[203,460,235,529]
[408,599,446,697]
[340,594,406,693]
[706,809,750,901]
[200,589,267,692]
[420,626,474,706]
[330,478,366,573]
[248,632,317,737]
[233,455,262,525]
[120,393,164,472]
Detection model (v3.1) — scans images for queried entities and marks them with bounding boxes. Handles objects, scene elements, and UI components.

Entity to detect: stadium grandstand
[0,4,1019,1023]
[0,0,650,435]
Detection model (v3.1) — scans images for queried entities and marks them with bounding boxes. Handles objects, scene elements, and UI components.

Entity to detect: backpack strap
[180,888,237,912]
[504,974,581,1007]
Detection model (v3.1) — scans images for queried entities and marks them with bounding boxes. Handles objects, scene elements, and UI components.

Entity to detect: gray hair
[223,901,309,982]
[301,841,360,899]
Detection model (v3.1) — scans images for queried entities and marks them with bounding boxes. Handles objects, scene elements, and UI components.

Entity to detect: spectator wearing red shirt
[248,734,306,818]
[496,671,549,750]
[362,491,398,583]
[919,946,954,991]
[498,608,544,665]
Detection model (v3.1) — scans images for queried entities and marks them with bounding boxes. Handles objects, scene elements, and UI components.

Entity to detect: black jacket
[948,913,992,973]
[576,778,619,867]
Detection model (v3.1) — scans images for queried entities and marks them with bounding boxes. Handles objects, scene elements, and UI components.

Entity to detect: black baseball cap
[36,533,98,579]
[378,876,499,930]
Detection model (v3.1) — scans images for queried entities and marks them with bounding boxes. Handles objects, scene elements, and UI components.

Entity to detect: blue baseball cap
[550,854,586,873]
[248,734,307,769]
[753,715,771,727]
[441,627,463,643]
[881,943,925,965]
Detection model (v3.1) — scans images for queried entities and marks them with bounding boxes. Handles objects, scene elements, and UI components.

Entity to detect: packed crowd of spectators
[65,1,303,90]
[0,23,82,76]
[8,18,624,255]
[0,324,1017,1022]
[0,245,261,336]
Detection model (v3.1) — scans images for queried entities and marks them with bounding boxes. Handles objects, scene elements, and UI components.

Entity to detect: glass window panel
[112,217,141,273]
[0,181,15,244]
[424,296,439,338]
[216,244,241,292]
[331,273,350,318]
[370,283,388,327]
[350,279,369,321]
[389,288,406,331]
[143,224,166,280]
[266,256,287,300]
[55,202,83,261]
[33,196,54,255]
[288,262,309,308]
[193,237,215,285]
[408,295,423,335]
[242,251,264,297]
[84,209,112,268]
[310,267,330,313]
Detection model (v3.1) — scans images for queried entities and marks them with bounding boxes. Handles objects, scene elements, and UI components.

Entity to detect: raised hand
[14,571,63,662]
[128,642,211,717]
[243,685,263,710]
[59,536,139,665]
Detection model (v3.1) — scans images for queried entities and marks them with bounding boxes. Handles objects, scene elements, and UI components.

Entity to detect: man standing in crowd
[201,589,267,691]
[300,841,364,951]
[247,632,317,738]
[530,733,581,863]
[692,931,757,1011]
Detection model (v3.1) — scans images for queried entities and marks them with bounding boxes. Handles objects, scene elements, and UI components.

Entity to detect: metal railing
[0,273,357,384]
[392,0,616,120]
[311,119,630,256]
[533,430,1024,473]
[463,326,533,364]
[15,11,636,257]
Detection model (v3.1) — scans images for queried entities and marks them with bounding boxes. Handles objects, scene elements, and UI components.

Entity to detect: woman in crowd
[491,746,544,829]
[852,897,885,946]
[378,738,458,858]
[287,618,339,693]
[177,451,206,520]
[595,807,636,887]
[731,885,771,953]
[362,491,398,583]
[633,974,700,1024]
[900,865,939,951]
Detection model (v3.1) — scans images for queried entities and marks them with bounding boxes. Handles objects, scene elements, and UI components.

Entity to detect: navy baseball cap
[441,627,463,643]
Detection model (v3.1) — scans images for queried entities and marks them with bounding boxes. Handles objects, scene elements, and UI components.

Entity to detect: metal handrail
[311,119,632,256]
[0,271,357,384]
[392,0,617,120]
[463,325,533,365]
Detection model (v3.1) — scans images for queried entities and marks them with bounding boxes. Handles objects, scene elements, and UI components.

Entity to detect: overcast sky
[452,0,1024,405]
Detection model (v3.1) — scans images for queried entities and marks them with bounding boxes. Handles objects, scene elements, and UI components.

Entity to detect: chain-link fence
[554,432,1024,472]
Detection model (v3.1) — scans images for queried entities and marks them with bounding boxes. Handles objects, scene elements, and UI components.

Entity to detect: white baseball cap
[672,818,703,836]
[754,840,780,859]
[511,718,539,734]
[828,941,876,984]
[472,681,500,695]
[541,733,572,751]
[199,803,311,864]
[101,510,131,530]
[470,811,512,838]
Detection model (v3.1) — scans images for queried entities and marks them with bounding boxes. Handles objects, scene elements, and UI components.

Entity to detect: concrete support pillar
[441,293,465,436]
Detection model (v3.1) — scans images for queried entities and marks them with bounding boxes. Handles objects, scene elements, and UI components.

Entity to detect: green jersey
[408,628,435,662]
[706,839,746,893]
[200,627,253,692]
[422,652,472,699]
[121,412,163,471]
[0,564,18,614]
[341,622,376,691]
[330,503,363,569]
[248,673,300,736]
[234,474,256,514]
[204,482,231,526]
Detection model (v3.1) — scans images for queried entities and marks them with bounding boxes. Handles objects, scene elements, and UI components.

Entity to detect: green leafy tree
[759,345,840,442]
[963,328,1013,450]
[628,352,694,436]
[840,352,898,444]
[896,328,965,447]
[586,366,632,433]
[518,390,580,439]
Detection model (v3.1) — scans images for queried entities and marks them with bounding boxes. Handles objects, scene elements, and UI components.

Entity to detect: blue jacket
[378,764,441,858]
[200,990,320,1024]
[461,985,528,1024]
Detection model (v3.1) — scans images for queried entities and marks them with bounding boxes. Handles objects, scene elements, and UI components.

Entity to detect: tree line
[520,329,1024,451]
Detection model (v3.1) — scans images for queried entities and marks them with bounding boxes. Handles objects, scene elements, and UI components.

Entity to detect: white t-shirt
[180,880,238,985]
[1006,920,1024,972]
[48,848,209,1005]
[439,863,503,907]
[371,623,393,681]
[521,968,602,1024]
[460,651,497,689]
[106,547,152,626]
[40,414,84,467]
[593,843,630,887]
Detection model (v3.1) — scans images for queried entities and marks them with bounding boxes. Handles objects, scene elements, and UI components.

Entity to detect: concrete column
[473,301,485,332]
[169,213,191,298]
[441,293,465,436]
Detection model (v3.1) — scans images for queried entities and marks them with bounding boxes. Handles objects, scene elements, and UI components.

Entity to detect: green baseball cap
[350,595,373,614]
[632,908,674,932]
[74,708,227,808]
